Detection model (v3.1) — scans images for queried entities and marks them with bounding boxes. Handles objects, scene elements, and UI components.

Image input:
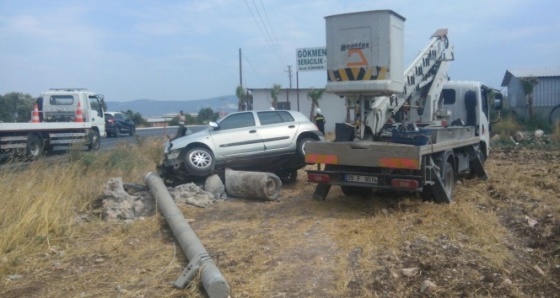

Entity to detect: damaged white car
[159,110,324,185]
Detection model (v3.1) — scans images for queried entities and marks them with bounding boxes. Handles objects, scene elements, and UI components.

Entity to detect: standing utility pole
[239,48,243,87]
[285,65,293,102]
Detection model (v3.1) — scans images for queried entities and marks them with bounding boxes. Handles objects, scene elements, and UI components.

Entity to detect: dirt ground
[1,146,559,297]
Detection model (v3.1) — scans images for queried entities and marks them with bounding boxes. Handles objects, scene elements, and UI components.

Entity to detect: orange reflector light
[391,179,419,189]
[305,154,339,164]
[379,157,419,169]
[307,173,331,183]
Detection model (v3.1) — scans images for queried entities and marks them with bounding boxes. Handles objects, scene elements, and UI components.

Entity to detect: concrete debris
[101,177,155,221]
[170,183,217,208]
[204,174,227,200]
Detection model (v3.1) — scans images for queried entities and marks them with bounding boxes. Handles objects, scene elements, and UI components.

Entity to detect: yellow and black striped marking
[328,66,389,82]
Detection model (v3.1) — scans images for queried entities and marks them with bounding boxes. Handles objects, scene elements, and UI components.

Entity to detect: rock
[501,278,513,287]
[172,183,216,208]
[534,129,544,139]
[401,267,419,277]
[7,274,23,281]
[524,215,538,227]
[533,265,546,276]
[420,280,436,293]
[204,174,227,200]
[513,131,524,142]
[491,134,501,141]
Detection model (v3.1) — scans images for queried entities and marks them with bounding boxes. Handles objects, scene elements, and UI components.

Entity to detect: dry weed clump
[0,139,164,278]
[493,115,522,140]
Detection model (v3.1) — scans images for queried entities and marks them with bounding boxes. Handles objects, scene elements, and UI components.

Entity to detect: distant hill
[106,95,238,117]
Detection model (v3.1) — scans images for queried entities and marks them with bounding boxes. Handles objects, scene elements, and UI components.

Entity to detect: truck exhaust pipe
[144,172,230,298]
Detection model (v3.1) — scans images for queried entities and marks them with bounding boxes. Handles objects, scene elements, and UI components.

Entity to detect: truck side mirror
[494,93,503,111]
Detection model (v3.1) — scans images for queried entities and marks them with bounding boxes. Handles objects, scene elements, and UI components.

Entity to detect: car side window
[257,111,283,125]
[278,111,295,122]
[219,112,255,130]
[116,114,125,120]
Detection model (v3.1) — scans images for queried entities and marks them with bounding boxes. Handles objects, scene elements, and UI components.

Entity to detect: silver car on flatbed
[159,110,324,185]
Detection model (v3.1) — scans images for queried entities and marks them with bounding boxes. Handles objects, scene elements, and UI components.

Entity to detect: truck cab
[37,88,107,138]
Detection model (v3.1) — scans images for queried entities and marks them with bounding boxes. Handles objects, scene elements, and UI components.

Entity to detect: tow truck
[0,88,106,159]
[305,10,502,203]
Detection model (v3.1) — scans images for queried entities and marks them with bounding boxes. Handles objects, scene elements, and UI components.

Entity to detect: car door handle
[249,130,257,133]
[288,125,295,128]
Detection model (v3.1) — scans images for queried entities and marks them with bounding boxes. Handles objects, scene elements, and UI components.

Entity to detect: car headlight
[166,149,180,160]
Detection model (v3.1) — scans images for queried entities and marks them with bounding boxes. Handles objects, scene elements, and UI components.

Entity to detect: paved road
[0,125,208,165]
[101,125,207,150]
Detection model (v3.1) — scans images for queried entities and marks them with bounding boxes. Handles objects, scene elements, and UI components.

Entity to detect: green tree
[520,76,539,121]
[122,109,147,126]
[307,88,325,119]
[236,86,246,111]
[197,107,217,124]
[270,84,281,109]
[0,92,35,122]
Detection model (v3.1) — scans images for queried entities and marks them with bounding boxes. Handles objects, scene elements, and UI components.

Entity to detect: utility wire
[243,0,286,67]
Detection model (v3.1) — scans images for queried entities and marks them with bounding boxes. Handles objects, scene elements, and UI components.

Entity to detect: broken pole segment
[144,172,230,298]
[224,168,282,200]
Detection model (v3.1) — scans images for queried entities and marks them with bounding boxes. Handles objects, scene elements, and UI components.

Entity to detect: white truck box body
[325,10,405,96]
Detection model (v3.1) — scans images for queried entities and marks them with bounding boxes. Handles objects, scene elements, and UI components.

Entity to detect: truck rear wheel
[26,134,43,160]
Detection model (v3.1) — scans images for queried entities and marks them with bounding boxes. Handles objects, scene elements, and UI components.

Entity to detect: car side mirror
[209,121,219,130]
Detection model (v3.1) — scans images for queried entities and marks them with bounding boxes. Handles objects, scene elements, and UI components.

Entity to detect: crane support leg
[467,146,488,180]
[427,157,452,203]
[313,183,331,200]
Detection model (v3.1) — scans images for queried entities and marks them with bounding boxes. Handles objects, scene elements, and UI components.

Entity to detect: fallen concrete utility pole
[224,168,282,200]
[144,172,230,298]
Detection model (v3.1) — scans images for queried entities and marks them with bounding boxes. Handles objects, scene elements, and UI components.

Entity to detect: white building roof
[502,67,560,86]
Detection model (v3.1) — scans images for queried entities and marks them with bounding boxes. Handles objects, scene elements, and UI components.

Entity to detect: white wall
[249,88,347,134]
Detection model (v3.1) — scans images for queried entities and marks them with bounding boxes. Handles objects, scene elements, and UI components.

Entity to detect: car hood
[165,127,212,153]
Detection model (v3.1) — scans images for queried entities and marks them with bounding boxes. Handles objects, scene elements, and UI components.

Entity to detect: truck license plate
[346,174,378,184]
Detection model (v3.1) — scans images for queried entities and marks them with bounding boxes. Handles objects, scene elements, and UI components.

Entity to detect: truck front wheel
[438,160,455,203]
[87,131,101,151]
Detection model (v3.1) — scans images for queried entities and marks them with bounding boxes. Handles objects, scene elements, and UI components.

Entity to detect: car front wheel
[297,137,316,159]
[184,147,215,176]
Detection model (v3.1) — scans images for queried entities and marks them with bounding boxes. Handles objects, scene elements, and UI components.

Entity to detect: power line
[243,0,286,66]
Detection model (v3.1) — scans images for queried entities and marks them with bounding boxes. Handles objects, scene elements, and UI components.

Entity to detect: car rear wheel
[276,169,298,183]
[184,147,215,176]
[129,126,135,136]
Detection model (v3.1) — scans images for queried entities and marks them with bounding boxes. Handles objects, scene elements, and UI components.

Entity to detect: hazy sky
[1,0,559,102]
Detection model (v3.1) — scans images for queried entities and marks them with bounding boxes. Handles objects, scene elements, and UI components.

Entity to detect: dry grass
[1,141,559,297]
[493,115,522,140]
